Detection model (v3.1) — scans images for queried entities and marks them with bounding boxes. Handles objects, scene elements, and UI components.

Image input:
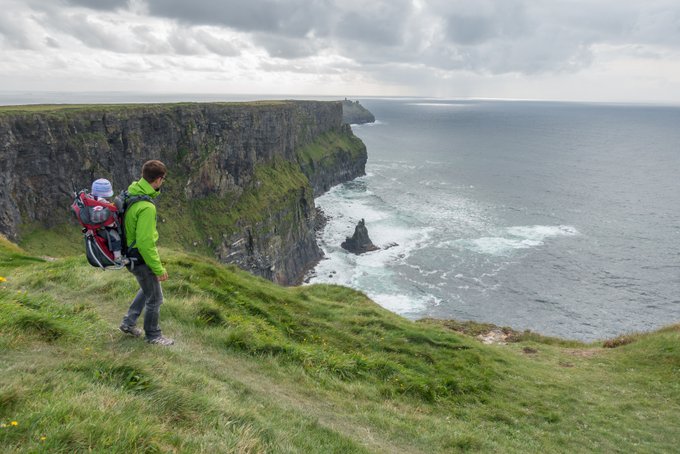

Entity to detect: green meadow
[1,235,679,453]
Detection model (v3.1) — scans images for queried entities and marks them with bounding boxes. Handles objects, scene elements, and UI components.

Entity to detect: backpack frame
[71,189,152,270]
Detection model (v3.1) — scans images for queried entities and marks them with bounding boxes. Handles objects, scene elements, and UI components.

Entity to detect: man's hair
[142,160,167,182]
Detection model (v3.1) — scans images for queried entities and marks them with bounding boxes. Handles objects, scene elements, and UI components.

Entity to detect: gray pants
[122,263,163,340]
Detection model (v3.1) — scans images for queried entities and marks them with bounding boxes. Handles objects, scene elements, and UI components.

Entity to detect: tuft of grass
[73,360,154,393]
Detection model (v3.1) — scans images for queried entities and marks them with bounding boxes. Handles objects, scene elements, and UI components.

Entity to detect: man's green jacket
[124,178,166,276]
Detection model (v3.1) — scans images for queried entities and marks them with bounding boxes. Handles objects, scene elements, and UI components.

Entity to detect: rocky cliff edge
[0,101,367,284]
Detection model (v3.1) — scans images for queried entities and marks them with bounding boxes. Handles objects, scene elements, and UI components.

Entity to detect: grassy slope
[1,237,679,453]
[296,130,366,163]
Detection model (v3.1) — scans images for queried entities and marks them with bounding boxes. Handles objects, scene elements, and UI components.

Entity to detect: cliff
[341,99,375,125]
[0,101,367,284]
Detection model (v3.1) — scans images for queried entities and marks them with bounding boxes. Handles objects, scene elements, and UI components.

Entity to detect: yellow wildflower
[0,276,6,282]
[40,436,47,441]
[10,421,18,426]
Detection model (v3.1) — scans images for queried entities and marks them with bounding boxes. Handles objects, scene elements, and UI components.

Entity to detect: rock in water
[341,219,379,254]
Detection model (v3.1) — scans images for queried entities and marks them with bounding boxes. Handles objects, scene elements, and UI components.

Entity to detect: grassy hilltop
[1,236,680,453]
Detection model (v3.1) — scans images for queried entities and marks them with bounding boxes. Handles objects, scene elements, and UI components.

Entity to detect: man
[118,159,173,346]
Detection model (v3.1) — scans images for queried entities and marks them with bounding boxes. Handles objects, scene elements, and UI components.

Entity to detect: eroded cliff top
[0,100,330,116]
[341,99,375,124]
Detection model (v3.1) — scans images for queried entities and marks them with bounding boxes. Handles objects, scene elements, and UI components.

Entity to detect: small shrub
[148,387,210,423]
[365,359,399,379]
[318,354,360,380]
[444,433,484,451]
[77,361,154,393]
[13,313,65,341]
[603,335,637,348]
[0,386,22,413]
[195,304,224,326]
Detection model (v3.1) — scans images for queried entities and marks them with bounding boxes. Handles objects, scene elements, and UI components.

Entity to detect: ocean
[307,98,680,341]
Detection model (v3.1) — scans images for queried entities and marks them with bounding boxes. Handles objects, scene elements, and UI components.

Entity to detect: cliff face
[0,101,367,284]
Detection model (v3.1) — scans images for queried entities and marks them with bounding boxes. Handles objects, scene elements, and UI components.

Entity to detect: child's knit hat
[91,178,114,198]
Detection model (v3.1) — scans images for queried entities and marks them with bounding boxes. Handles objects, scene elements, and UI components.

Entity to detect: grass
[1,237,680,452]
[18,222,83,258]
[0,101,295,116]
[296,130,366,163]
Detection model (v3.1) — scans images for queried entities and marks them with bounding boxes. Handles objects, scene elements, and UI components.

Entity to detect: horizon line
[0,90,679,107]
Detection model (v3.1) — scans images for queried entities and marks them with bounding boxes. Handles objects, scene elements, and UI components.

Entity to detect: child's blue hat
[91,178,114,198]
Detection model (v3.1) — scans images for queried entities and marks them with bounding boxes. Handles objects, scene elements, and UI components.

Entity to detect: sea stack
[341,219,379,254]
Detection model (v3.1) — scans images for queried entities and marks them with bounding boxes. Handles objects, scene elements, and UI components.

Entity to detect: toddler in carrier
[91,178,125,265]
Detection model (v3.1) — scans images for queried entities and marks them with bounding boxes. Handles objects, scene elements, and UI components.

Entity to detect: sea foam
[454,225,580,256]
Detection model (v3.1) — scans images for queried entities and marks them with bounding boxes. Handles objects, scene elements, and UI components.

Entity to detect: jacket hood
[127,178,161,198]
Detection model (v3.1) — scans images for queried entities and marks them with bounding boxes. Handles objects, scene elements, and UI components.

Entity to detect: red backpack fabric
[71,191,119,229]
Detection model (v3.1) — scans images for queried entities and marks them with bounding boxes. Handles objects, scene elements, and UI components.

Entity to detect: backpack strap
[121,190,154,211]
[118,190,155,266]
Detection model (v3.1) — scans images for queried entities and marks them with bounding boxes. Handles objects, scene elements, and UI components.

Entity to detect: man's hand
[157,272,168,282]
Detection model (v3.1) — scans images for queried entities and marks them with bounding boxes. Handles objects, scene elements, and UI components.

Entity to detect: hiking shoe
[119,324,142,337]
[147,336,174,346]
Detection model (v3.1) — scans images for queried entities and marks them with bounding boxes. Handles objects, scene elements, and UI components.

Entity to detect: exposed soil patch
[567,349,603,358]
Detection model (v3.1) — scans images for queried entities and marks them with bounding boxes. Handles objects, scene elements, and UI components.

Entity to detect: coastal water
[307,99,680,341]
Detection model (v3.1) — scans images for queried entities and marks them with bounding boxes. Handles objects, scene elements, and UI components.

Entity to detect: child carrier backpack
[71,190,123,269]
[71,189,152,270]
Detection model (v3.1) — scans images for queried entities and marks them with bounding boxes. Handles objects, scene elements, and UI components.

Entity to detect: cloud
[333,1,415,47]
[253,34,324,59]
[0,6,47,50]
[12,0,680,74]
[3,0,680,101]
[194,29,241,57]
[20,4,245,58]
[62,0,129,11]
[45,36,60,48]
[144,0,319,36]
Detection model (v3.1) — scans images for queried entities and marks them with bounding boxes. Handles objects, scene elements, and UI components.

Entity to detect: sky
[2,0,680,102]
